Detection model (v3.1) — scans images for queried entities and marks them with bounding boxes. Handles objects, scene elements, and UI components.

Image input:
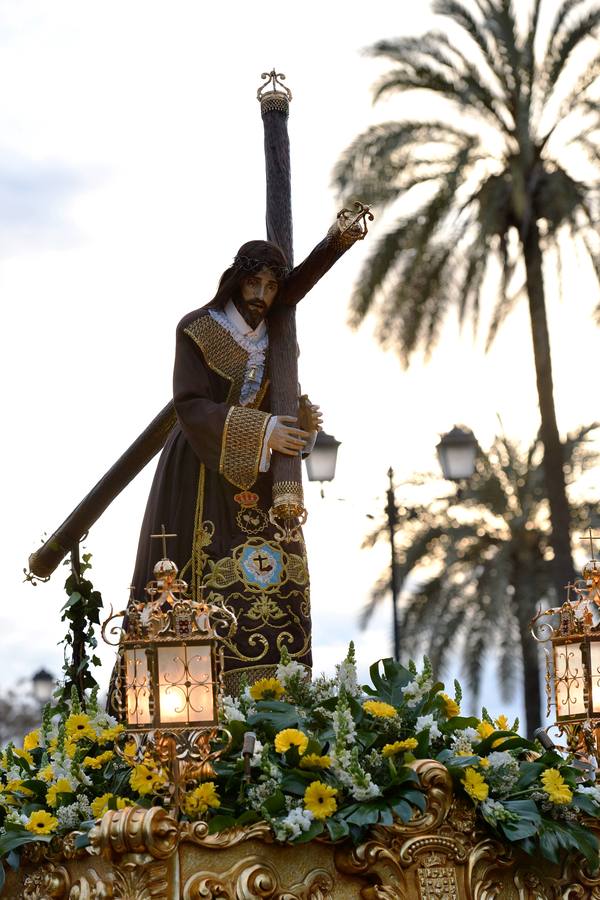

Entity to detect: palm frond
[543,7,600,97]
[348,218,413,324]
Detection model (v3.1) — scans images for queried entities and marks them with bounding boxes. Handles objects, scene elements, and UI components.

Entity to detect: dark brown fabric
[129,229,355,685]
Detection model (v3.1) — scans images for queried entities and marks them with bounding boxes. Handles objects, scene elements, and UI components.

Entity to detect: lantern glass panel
[588,638,600,713]
[553,641,586,718]
[157,644,214,726]
[125,648,152,726]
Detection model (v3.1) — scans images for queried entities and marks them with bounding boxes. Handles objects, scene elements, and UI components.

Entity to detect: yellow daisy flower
[478,758,491,768]
[362,700,397,718]
[130,763,167,795]
[2,779,33,798]
[65,713,96,742]
[12,748,34,766]
[462,767,489,802]
[83,750,114,770]
[91,793,130,818]
[440,693,461,718]
[98,724,125,743]
[123,740,138,765]
[541,768,573,805]
[476,721,495,740]
[64,739,78,759]
[382,738,419,758]
[46,777,75,808]
[249,677,284,701]
[183,781,221,817]
[25,811,58,835]
[495,714,511,731]
[304,781,338,820]
[39,765,54,782]
[300,753,331,769]
[23,730,40,751]
[274,728,309,755]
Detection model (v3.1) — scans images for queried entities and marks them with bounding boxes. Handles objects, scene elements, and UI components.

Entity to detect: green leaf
[345,803,382,826]
[514,762,545,791]
[235,810,261,826]
[61,591,83,611]
[499,801,541,842]
[207,814,236,834]
[294,820,324,843]
[263,790,286,815]
[280,771,314,796]
[440,716,479,734]
[0,830,52,857]
[391,799,413,822]
[326,817,350,841]
[573,794,600,817]
[247,701,301,732]
[0,861,4,893]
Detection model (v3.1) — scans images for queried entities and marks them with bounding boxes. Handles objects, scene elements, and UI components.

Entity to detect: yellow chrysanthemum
[65,713,96,742]
[476,721,495,740]
[25,810,58,835]
[362,700,397,718]
[440,694,461,718]
[183,781,221,817]
[12,748,34,766]
[130,763,167,795]
[478,758,491,768]
[39,765,54,782]
[64,739,78,759]
[98,724,125,743]
[83,750,114,770]
[249,677,285,701]
[274,728,309,755]
[541,768,573,805]
[2,779,33,798]
[123,740,137,765]
[382,738,419,758]
[91,793,130,818]
[304,781,338,820]
[495,715,511,731]
[462,767,489,802]
[23,730,40,751]
[300,753,331,769]
[46,777,75,808]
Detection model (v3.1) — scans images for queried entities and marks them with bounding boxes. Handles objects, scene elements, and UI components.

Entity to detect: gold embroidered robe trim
[184,315,249,404]
[219,406,271,490]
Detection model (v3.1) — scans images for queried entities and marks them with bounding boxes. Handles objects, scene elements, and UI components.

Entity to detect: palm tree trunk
[514,560,543,737]
[521,221,575,598]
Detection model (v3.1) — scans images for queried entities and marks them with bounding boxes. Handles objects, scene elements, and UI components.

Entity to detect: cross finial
[581,527,600,561]
[150,524,177,559]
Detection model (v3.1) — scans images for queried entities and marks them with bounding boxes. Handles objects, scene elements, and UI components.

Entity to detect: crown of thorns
[233,255,290,279]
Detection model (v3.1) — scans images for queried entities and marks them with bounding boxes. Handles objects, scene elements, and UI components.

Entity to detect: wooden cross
[580,527,600,561]
[150,524,177,559]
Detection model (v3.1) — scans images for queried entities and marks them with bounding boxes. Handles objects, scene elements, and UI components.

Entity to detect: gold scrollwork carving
[89,806,179,861]
[180,818,274,849]
[69,861,168,900]
[23,863,71,899]
[183,857,333,900]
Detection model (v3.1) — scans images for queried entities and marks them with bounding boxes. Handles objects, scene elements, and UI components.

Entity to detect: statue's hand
[268,416,310,456]
[298,394,323,434]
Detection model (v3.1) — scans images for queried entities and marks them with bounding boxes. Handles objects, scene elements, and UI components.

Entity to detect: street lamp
[305,430,341,497]
[436,425,478,482]
[31,669,55,705]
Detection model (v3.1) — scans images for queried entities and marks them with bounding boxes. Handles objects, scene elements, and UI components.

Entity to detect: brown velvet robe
[130,226,358,694]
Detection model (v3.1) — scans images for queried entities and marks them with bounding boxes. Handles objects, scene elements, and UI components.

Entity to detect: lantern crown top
[257,69,292,104]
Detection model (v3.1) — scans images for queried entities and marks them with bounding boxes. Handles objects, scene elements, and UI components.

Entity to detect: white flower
[401,678,433,709]
[351,778,381,801]
[276,659,307,684]
[487,751,514,770]
[481,799,512,824]
[274,804,314,841]
[221,695,245,724]
[251,739,264,767]
[415,714,442,740]
[578,785,600,803]
[336,660,360,698]
[451,733,475,756]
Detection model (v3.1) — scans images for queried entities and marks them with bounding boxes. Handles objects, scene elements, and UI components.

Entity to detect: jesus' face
[236,266,279,328]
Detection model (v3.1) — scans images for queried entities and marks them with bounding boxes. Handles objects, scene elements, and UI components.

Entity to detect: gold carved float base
[4,761,600,899]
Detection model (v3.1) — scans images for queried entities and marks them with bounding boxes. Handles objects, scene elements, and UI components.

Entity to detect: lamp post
[304,430,341,497]
[31,668,55,705]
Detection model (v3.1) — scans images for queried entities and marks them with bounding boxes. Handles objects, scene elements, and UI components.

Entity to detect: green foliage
[57,553,102,710]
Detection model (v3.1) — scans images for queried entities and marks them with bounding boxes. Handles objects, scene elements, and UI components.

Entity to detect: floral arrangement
[1,644,600,891]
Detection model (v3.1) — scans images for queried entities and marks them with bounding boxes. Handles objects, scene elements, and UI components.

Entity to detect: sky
[1,0,599,729]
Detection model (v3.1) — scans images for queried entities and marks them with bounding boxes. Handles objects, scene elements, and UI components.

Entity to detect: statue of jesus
[130,220,363,695]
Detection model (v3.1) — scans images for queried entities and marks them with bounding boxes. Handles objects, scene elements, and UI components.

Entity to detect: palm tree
[361,426,599,736]
[334,0,600,600]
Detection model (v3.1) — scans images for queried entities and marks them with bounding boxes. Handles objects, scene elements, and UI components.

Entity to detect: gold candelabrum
[103,526,236,813]
[531,538,600,761]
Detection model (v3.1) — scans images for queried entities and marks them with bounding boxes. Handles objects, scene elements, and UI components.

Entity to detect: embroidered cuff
[220,406,271,490]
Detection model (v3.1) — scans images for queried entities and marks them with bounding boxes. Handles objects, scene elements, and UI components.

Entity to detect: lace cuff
[220,406,271,489]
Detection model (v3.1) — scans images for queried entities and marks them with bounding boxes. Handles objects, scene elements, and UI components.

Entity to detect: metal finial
[150,524,177,559]
[337,201,375,240]
[257,69,292,103]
